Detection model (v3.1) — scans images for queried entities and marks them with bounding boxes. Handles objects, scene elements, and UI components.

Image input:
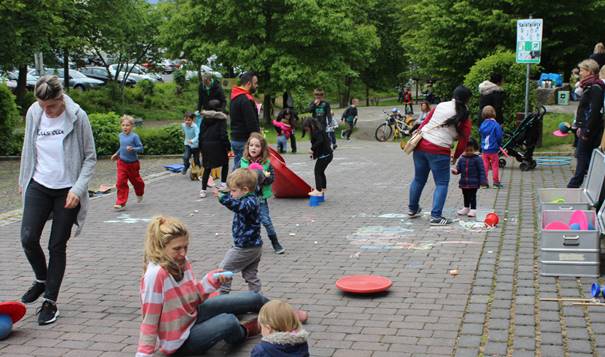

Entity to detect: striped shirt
[136,261,220,357]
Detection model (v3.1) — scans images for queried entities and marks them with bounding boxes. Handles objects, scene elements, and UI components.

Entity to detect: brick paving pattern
[0,139,600,356]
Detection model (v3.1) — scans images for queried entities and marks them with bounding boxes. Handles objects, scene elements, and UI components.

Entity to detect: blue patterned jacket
[219,193,262,248]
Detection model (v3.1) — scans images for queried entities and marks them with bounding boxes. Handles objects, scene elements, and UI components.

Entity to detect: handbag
[402,108,439,154]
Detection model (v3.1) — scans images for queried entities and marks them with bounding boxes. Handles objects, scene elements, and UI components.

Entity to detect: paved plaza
[0,139,603,357]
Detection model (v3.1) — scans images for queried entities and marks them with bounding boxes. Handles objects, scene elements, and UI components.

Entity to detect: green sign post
[517,18,543,116]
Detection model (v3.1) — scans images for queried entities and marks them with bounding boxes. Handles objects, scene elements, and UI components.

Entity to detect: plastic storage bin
[541,210,600,277]
[539,149,605,211]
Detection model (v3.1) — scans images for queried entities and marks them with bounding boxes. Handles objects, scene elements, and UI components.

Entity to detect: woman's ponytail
[443,85,471,135]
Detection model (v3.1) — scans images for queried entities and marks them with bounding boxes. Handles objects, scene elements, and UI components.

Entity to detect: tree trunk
[263,93,272,126]
[342,76,352,108]
[63,49,70,92]
[365,83,370,106]
[16,65,27,110]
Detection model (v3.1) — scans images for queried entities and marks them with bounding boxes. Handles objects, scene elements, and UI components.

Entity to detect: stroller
[498,106,546,171]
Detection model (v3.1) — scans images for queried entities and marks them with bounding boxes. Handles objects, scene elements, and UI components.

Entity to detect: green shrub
[173,69,186,94]
[88,112,121,155]
[464,50,539,131]
[7,128,24,155]
[138,124,183,155]
[0,84,20,155]
[138,79,155,96]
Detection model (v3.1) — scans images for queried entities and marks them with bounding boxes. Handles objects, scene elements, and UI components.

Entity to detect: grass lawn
[537,112,574,152]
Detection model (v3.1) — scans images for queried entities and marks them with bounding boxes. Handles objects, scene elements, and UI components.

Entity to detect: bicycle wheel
[375,123,392,142]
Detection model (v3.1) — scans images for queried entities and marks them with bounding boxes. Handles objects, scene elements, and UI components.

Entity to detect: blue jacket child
[251,330,310,357]
[456,154,488,189]
[479,118,503,154]
[219,193,262,248]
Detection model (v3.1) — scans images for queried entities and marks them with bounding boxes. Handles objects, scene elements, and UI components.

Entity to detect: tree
[161,0,379,124]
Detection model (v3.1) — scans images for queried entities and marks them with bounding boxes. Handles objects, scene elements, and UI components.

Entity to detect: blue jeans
[259,198,276,237]
[231,140,246,169]
[175,291,269,355]
[408,150,450,218]
[567,137,598,188]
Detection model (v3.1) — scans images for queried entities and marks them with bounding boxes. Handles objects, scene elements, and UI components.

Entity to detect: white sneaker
[467,209,476,217]
[136,195,143,203]
[457,207,470,215]
[199,190,207,198]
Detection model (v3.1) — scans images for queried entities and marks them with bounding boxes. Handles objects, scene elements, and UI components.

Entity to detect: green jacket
[240,158,274,199]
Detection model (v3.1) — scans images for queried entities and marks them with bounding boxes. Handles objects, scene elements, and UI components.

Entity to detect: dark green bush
[464,50,539,130]
[0,84,20,155]
[138,124,183,155]
[173,69,186,94]
[138,79,155,96]
[16,91,36,115]
[88,112,121,155]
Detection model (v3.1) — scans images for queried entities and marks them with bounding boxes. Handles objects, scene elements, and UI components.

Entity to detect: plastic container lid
[584,149,605,206]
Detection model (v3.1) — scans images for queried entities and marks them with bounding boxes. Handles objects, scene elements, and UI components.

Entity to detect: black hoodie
[197,79,226,112]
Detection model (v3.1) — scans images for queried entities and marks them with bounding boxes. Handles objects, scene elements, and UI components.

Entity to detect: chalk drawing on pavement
[104,214,151,224]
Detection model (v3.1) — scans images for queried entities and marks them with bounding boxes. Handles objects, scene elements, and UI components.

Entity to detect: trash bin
[558,91,570,105]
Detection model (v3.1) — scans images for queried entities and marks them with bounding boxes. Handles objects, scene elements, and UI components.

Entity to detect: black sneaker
[21,281,45,303]
[271,241,285,254]
[430,216,453,226]
[407,207,422,218]
[37,300,59,325]
[493,183,504,188]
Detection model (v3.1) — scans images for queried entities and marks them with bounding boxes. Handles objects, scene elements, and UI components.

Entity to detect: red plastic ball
[484,213,499,227]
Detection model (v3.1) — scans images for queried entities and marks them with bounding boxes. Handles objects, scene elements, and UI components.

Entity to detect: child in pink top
[272,118,293,153]
[137,216,269,357]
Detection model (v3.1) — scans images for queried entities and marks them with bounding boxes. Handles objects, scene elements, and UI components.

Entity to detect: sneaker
[430,216,453,225]
[181,168,187,175]
[271,241,285,254]
[21,281,45,303]
[37,300,59,325]
[333,144,338,150]
[113,204,125,211]
[136,195,143,203]
[199,190,207,198]
[242,318,261,338]
[493,183,504,189]
[481,184,490,189]
[467,209,476,217]
[457,207,470,215]
[294,309,308,324]
[407,207,422,218]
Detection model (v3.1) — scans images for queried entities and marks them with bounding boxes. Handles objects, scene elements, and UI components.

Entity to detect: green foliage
[15,91,36,116]
[464,51,538,130]
[0,84,20,155]
[137,125,183,155]
[138,79,155,96]
[173,69,187,95]
[88,112,121,155]
[539,113,574,151]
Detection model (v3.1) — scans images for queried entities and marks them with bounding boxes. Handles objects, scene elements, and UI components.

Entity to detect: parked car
[109,64,163,83]
[10,70,39,90]
[30,68,104,91]
[160,59,177,74]
[79,66,136,86]
[185,65,223,81]
[0,72,17,92]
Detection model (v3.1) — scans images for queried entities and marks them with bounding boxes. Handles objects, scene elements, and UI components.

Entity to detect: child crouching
[215,168,263,294]
[251,300,310,357]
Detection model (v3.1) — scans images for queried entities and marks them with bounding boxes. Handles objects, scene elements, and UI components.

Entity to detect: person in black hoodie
[198,101,230,198]
[568,59,605,188]
[302,118,332,198]
[589,42,605,70]
[478,73,505,125]
[230,72,260,169]
[197,73,226,112]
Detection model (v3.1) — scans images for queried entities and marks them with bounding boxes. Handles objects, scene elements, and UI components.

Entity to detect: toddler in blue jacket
[452,138,487,217]
[251,300,310,357]
[479,105,504,188]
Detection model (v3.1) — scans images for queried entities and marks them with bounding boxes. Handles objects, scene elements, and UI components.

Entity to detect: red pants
[116,160,145,205]
[482,153,500,184]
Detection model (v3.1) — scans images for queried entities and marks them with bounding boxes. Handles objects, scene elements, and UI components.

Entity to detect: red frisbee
[0,302,26,323]
[336,275,392,294]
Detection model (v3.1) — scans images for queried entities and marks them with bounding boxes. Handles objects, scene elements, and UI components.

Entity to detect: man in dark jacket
[230,71,260,168]
[478,73,505,125]
[197,73,226,112]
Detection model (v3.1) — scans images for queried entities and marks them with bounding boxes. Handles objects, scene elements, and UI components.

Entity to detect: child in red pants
[111,115,145,210]
[479,106,504,188]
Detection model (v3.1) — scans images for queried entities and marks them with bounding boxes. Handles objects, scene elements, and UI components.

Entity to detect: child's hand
[263,170,270,177]
[188,139,193,144]
[212,187,220,197]
[111,153,118,161]
[126,145,134,152]
[451,168,458,175]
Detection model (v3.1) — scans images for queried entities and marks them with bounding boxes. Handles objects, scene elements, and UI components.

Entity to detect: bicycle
[374,109,413,142]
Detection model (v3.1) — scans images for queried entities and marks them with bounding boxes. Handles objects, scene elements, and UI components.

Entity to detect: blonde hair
[34,75,63,101]
[144,216,189,280]
[227,168,257,192]
[121,115,135,125]
[578,59,600,75]
[600,65,605,80]
[594,42,605,54]
[481,105,497,120]
[258,300,301,332]
[243,132,269,163]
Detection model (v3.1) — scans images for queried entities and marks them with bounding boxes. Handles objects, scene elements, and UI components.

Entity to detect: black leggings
[314,154,333,190]
[462,188,477,209]
[21,180,79,302]
[201,164,229,190]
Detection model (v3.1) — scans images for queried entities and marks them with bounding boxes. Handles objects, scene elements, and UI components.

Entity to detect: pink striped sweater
[136,261,220,357]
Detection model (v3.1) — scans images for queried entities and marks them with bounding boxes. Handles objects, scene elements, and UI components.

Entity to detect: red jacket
[416,108,471,160]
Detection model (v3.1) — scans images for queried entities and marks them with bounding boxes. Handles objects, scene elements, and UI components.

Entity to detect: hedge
[464,50,539,131]
[0,84,20,155]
